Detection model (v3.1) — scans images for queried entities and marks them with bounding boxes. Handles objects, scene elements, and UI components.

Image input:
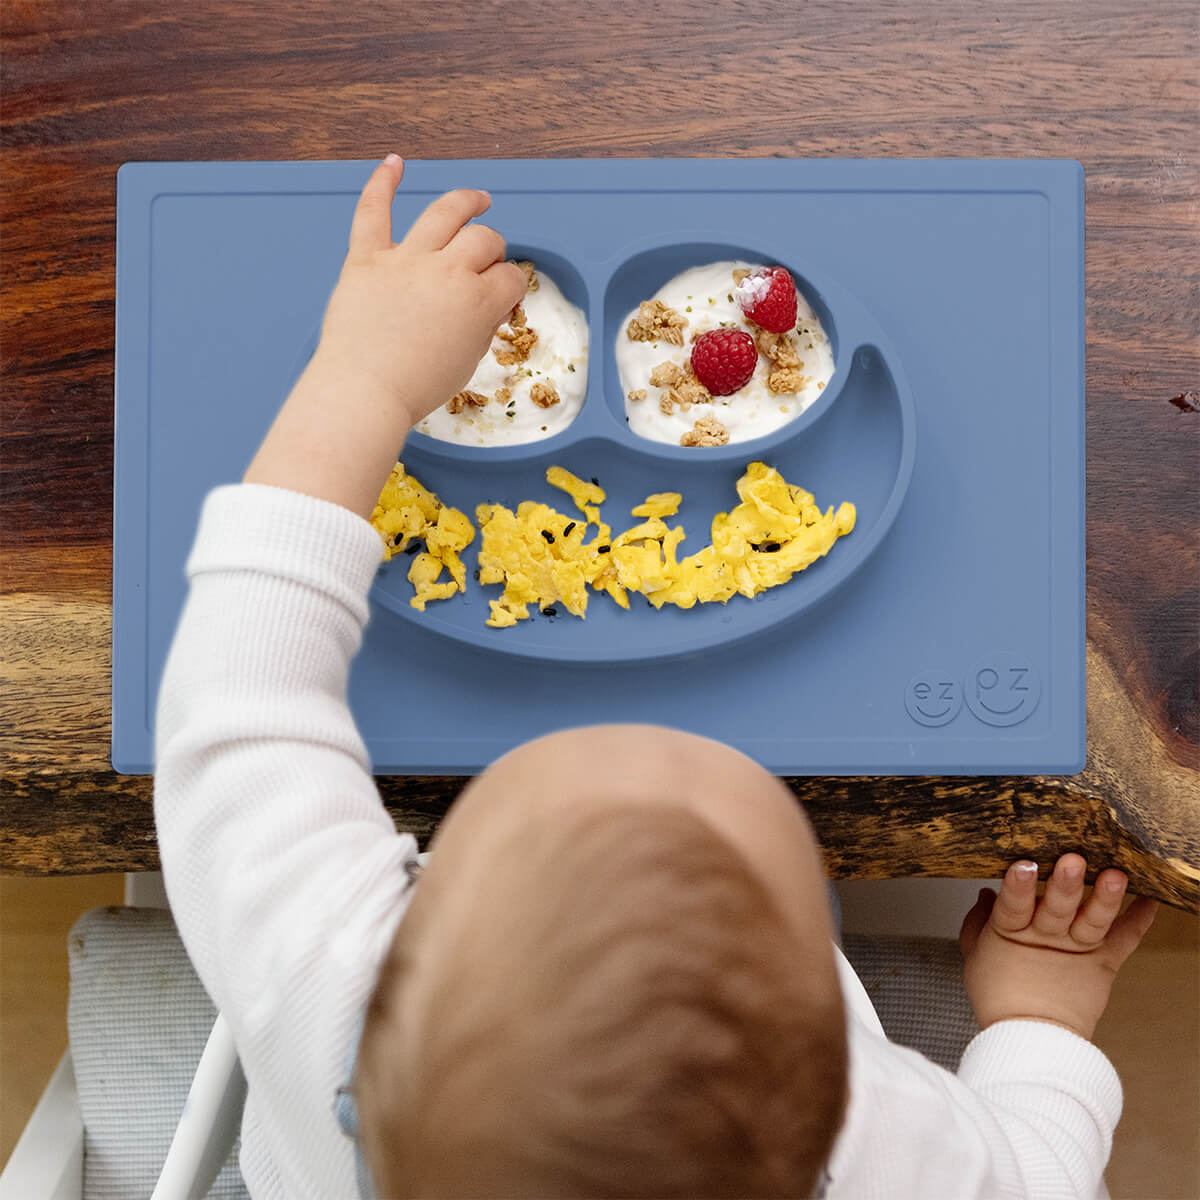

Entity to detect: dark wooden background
[2,1,1197,909]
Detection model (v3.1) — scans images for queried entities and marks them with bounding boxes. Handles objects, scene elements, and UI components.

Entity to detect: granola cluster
[679,415,730,447]
[447,389,489,414]
[516,260,538,292]
[493,303,538,367]
[766,367,808,395]
[626,299,688,346]
[653,360,713,415]
[754,329,803,369]
[748,328,805,394]
[648,361,682,388]
[672,364,712,408]
[530,381,560,409]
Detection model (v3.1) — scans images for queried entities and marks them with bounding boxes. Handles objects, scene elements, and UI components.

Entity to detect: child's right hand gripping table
[113,158,1083,776]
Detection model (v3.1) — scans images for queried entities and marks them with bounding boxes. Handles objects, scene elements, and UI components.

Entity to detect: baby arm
[953,854,1158,1194]
[155,156,525,1022]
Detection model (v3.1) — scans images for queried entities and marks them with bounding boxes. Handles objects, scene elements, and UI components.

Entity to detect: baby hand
[244,157,528,517]
[314,155,527,428]
[959,853,1158,1041]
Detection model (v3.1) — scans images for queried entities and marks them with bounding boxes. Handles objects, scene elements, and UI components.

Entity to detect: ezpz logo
[904,673,962,727]
[965,653,1042,726]
[906,655,1041,727]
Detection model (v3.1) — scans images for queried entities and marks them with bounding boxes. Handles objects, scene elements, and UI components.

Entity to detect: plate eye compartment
[602,241,841,436]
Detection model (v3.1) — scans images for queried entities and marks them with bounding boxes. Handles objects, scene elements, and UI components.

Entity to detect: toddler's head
[356,725,847,1198]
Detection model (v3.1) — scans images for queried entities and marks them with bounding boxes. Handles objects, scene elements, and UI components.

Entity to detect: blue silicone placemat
[113,158,1084,775]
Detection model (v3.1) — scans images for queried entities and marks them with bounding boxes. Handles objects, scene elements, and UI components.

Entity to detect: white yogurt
[616,262,835,445]
[416,267,588,446]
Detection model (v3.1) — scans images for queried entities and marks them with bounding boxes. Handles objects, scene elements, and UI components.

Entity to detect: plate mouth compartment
[601,236,847,462]
[371,337,915,664]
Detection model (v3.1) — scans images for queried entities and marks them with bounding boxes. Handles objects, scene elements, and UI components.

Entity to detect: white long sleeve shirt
[155,483,1122,1199]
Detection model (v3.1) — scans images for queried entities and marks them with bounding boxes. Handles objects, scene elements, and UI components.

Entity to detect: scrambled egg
[475,467,621,627]
[372,461,856,628]
[369,463,474,610]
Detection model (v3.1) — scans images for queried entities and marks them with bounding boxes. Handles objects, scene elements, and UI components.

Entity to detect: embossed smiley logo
[965,653,1041,727]
[904,672,962,727]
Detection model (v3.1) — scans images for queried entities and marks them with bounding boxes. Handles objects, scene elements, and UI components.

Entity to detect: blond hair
[356,800,847,1198]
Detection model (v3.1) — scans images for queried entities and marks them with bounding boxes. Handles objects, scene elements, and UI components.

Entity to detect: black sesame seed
[591,477,600,486]
[543,605,558,617]
[403,541,422,556]
[596,544,611,554]
[541,529,555,543]
[563,521,576,536]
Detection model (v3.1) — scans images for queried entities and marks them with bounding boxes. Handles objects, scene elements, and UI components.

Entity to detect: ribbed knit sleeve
[956,1019,1123,1197]
[826,1011,1122,1199]
[154,483,419,1199]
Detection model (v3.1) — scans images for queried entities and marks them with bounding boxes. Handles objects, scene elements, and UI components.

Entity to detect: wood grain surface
[2,0,1197,909]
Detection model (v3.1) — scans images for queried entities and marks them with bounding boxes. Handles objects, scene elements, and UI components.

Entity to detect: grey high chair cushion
[65,909,977,1198]
[67,906,249,1199]
[841,932,980,1071]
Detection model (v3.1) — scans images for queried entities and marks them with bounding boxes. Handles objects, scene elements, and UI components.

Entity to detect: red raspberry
[735,266,798,332]
[690,328,758,396]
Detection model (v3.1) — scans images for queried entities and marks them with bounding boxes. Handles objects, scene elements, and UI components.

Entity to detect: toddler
[155,154,1158,1199]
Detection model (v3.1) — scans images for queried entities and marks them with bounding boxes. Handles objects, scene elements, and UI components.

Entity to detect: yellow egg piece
[370,463,474,608]
[631,492,682,519]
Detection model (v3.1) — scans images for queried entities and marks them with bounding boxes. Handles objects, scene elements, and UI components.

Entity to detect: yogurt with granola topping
[616,261,834,446]
[416,263,588,446]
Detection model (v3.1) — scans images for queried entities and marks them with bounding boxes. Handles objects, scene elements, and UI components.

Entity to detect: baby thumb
[959,887,996,956]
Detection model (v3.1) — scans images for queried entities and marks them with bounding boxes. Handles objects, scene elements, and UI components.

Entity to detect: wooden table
[3,1,1197,910]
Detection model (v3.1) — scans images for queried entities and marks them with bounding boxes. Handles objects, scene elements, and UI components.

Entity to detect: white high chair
[0,884,250,1200]
[0,1020,245,1200]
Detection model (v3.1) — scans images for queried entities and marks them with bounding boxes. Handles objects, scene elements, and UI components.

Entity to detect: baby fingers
[959,887,997,955]
[348,155,405,254]
[1106,895,1160,964]
[988,860,1040,934]
[1068,868,1128,947]
[1031,853,1088,938]
[446,222,507,274]
[405,189,492,253]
